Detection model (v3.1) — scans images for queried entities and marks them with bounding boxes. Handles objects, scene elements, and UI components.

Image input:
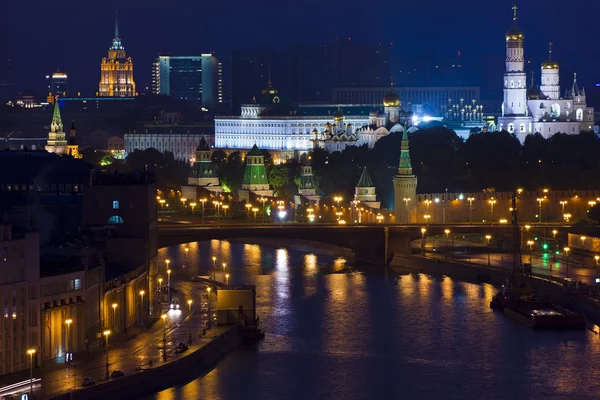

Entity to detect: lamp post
[488,199,496,225]
[581,236,587,266]
[403,197,411,223]
[334,196,343,209]
[190,202,197,215]
[444,229,450,259]
[524,225,531,249]
[212,256,216,281]
[139,290,145,326]
[180,197,187,214]
[421,228,427,255]
[187,299,193,343]
[259,197,267,224]
[564,247,570,278]
[206,287,212,330]
[527,240,534,264]
[467,197,474,224]
[103,330,111,379]
[158,278,163,292]
[111,303,118,332]
[161,314,167,360]
[225,273,230,285]
[184,247,189,266]
[537,198,544,223]
[245,203,252,220]
[200,198,207,224]
[222,204,229,217]
[65,318,72,361]
[252,207,259,221]
[552,229,558,261]
[222,262,227,283]
[167,269,172,304]
[187,299,192,315]
[424,214,431,226]
[485,235,492,267]
[159,199,166,209]
[27,348,36,395]
[560,200,567,215]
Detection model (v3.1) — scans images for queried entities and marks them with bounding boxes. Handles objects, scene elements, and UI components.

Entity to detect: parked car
[175,342,189,353]
[83,377,96,386]
[111,370,125,379]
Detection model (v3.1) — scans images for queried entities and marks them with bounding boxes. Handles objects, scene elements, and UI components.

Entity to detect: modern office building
[332,86,481,116]
[98,12,136,97]
[152,55,223,109]
[46,71,69,100]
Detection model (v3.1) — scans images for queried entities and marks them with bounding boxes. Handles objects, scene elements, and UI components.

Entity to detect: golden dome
[333,110,344,122]
[542,59,559,69]
[383,85,401,107]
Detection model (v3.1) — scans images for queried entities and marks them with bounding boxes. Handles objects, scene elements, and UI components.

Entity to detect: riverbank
[54,324,242,400]
[231,237,356,262]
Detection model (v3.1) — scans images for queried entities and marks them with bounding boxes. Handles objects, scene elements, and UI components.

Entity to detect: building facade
[98,12,136,97]
[497,7,594,141]
[152,55,223,109]
[215,81,407,154]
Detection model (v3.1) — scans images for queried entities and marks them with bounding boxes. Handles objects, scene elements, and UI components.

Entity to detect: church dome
[527,84,541,100]
[312,128,318,135]
[333,109,344,122]
[542,58,559,70]
[505,23,524,40]
[383,86,401,107]
[369,108,378,117]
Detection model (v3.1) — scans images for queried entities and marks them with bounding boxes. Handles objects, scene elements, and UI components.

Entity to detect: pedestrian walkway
[0,303,227,400]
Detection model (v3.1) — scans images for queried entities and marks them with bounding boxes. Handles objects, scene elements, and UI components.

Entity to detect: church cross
[512,5,518,21]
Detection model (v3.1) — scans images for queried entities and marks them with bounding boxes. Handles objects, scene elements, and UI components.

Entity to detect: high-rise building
[98,11,136,97]
[46,70,69,101]
[152,55,223,109]
[0,0,14,104]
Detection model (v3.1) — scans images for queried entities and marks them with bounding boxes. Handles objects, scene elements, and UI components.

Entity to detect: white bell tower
[503,6,527,116]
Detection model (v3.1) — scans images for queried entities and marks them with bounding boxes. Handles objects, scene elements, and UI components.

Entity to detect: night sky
[8,0,600,98]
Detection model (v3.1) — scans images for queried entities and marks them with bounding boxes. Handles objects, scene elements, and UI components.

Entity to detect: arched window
[550,103,561,118]
[108,216,124,224]
[576,109,584,121]
[507,123,515,133]
[519,123,526,132]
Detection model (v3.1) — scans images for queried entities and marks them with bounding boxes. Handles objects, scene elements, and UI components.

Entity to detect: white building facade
[497,8,594,142]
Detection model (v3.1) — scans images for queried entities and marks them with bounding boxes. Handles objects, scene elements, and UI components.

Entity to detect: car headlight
[170,304,173,308]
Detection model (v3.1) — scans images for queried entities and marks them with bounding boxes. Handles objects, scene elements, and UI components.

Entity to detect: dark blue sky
[9,0,600,98]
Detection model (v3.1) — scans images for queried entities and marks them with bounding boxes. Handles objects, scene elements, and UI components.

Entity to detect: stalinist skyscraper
[98,11,136,97]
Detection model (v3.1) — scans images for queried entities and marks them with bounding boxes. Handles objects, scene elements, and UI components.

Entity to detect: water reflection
[150,240,600,400]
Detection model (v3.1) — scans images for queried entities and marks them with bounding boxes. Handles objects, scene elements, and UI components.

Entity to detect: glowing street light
[488,199,496,224]
[200,198,207,224]
[159,199,166,209]
[563,213,571,222]
[225,273,230,285]
[103,330,111,379]
[245,203,252,219]
[222,204,229,216]
[190,202,197,214]
[252,207,259,221]
[111,303,118,331]
[424,214,431,226]
[467,197,474,224]
[167,268,172,304]
[158,278,163,291]
[376,214,384,223]
[527,240,534,264]
[139,290,145,325]
[206,287,212,329]
[160,315,167,360]
[536,198,544,223]
[485,234,492,266]
[222,262,227,282]
[334,196,343,208]
[259,197,268,224]
[65,319,73,360]
[559,200,567,214]
[27,348,36,395]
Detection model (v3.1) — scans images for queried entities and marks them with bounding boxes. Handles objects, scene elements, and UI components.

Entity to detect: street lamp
[421,227,427,255]
[536,198,544,223]
[485,235,492,267]
[103,330,111,379]
[225,273,230,285]
[334,196,343,209]
[187,299,193,315]
[564,247,571,278]
[158,277,163,291]
[184,247,189,264]
[27,348,36,395]
[206,287,212,329]
[190,202,197,214]
[245,203,252,220]
[563,213,571,222]
[222,204,229,216]
[467,197,474,224]
[252,207,259,221]
[222,262,227,283]
[259,197,267,224]
[167,268,172,304]
[200,198,207,224]
[376,214,384,224]
[527,240,534,264]
[488,199,496,224]
[560,200,567,214]
[65,319,73,360]
[212,256,216,281]
[165,259,171,270]
[139,290,145,325]
[424,214,431,226]
[111,303,118,332]
[161,314,167,360]
[159,199,166,209]
[444,229,450,259]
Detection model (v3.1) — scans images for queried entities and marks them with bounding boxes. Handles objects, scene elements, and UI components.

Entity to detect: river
[148,240,600,400]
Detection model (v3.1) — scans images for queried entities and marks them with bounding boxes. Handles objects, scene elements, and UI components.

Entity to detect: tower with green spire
[393,128,417,223]
[355,167,380,209]
[45,98,68,155]
[239,145,273,201]
[295,154,320,205]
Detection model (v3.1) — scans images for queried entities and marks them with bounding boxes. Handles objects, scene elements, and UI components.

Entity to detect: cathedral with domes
[497,6,594,142]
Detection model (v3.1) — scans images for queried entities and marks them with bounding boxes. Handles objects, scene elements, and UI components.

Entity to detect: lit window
[113,200,119,209]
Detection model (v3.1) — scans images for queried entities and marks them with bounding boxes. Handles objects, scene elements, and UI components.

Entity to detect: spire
[512,5,518,21]
[398,128,413,176]
[572,72,580,97]
[115,10,119,38]
[51,96,63,132]
[356,167,375,188]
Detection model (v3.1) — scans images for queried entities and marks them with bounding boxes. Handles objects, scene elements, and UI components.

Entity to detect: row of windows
[0,184,81,193]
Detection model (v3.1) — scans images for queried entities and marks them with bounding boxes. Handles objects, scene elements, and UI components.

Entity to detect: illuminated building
[215,80,405,155]
[238,145,273,202]
[46,70,69,102]
[187,136,221,191]
[497,7,594,141]
[296,156,319,203]
[45,99,68,155]
[152,55,223,109]
[98,12,135,97]
[67,121,81,159]
[393,129,417,223]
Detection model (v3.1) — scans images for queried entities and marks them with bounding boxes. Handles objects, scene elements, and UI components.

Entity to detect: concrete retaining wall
[232,237,356,262]
[60,324,243,400]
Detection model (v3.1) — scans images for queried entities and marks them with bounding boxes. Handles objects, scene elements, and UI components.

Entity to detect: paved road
[0,267,220,399]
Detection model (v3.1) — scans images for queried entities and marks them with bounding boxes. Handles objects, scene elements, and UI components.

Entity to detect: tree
[269,164,296,198]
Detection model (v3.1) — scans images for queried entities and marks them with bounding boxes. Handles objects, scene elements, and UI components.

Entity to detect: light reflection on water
[150,240,600,400]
